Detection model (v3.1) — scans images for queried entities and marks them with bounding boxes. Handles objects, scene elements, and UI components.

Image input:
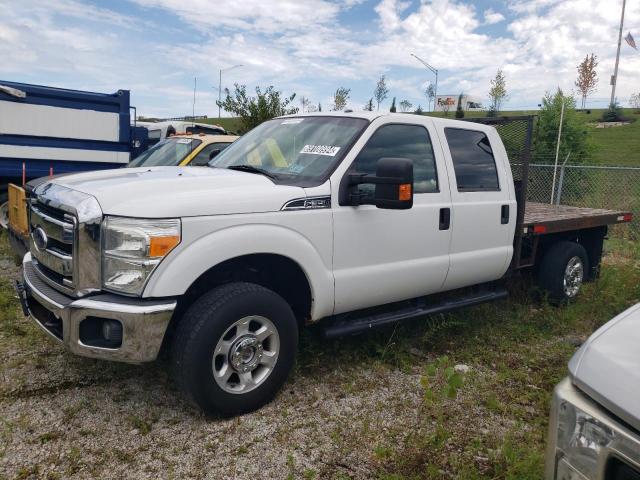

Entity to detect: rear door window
[444,128,500,192]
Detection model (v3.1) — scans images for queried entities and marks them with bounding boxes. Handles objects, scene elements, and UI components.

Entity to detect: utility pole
[610,0,627,106]
[192,77,196,126]
[410,53,438,111]
[217,64,243,119]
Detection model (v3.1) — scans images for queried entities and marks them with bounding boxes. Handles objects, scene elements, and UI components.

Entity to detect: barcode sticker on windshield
[300,145,340,156]
[282,118,304,125]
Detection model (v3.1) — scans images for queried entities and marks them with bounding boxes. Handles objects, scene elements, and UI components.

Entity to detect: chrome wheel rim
[212,315,280,394]
[563,256,584,298]
[0,201,8,229]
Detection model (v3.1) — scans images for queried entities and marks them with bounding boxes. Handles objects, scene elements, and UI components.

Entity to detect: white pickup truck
[17,112,632,415]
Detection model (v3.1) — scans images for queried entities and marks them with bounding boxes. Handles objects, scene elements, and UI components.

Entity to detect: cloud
[2,0,639,117]
[483,8,505,25]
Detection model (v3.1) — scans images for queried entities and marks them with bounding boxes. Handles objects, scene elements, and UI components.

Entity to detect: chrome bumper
[545,377,640,479]
[20,253,176,363]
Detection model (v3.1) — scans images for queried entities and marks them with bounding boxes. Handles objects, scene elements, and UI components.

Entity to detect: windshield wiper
[226,165,278,180]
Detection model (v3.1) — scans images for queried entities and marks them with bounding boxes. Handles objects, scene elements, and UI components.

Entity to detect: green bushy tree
[217,84,298,133]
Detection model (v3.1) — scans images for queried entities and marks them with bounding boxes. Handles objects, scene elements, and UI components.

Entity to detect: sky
[1,0,639,118]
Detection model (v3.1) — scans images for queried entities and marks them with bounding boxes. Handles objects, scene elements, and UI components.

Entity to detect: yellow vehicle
[7,133,238,256]
[127,133,238,168]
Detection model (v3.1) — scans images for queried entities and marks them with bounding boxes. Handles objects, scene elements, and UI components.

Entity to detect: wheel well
[174,253,312,326]
[535,226,606,281]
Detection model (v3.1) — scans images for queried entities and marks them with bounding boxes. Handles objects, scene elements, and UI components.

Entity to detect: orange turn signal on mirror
[149,235,180,257]
[398,183,412,201]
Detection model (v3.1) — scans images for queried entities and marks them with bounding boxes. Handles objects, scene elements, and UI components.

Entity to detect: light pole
[218,64,243,119]
[411,53,438,111]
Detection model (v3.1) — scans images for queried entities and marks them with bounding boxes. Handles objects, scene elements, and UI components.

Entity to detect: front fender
[142,221,335,320]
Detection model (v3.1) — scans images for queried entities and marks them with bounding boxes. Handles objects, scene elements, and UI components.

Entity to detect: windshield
[128,137,202,167]
[210,116,368,186]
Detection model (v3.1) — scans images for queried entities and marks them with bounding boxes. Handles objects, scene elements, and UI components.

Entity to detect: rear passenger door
[437,126,516,290]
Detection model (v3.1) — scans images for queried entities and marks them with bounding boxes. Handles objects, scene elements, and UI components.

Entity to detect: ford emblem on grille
[33,227,48,251]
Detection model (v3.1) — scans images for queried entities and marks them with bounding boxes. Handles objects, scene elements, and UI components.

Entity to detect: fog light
[102,320,123,344]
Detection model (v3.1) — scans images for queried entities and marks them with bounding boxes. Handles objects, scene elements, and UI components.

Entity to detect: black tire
[0,190,8,230]
[172,282,298,416]
[537,241,589,303]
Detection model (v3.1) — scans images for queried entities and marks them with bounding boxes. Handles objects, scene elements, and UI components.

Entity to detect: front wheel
[172,282,298,416]
[537,241,589,303]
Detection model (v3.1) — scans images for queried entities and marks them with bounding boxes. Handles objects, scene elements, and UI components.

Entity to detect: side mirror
[374,157,413,209]
[209,149,222,160]
[348,157,414,210]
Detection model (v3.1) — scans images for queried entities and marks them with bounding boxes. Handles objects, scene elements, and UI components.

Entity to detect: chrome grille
[30,200,76,294]
[28,182,103,298]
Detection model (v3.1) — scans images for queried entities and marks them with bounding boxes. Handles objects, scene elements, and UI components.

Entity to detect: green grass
[297,238,640,479]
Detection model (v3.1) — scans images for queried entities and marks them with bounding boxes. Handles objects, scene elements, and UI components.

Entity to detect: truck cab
[17,112,630,415]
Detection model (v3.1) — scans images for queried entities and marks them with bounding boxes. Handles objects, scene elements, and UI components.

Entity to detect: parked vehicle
[16,112,632,415]
[140,120,226,146]
[128,133,238,168]
[0,79,149,248]
[545,303,640,479]
[6,133,238,257]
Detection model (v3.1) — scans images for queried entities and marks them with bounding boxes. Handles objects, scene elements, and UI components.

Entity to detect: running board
[323,288,508,338]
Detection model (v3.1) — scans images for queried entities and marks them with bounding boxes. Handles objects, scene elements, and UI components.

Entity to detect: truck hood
[44,166,305,217]
[569,303,640,432]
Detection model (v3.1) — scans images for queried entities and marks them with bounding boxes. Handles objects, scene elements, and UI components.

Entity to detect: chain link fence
[526,161,640,238]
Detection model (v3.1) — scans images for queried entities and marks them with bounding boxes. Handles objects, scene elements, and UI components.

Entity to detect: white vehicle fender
[142,223,335,320]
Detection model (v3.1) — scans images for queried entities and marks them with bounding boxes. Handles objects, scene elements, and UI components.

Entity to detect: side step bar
[323,288,508,338]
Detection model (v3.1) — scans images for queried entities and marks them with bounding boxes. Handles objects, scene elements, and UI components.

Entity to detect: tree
[414,104,424,115]
[389,97,397,112]
[629,93,640,112]
[488,69,508,113]
[442,102,451,116]
[399,99,413,112]
[455,93,465,118]
[602,101,624,122]
[217,84,298,133]
[575,53,599,109]
[374,75,389,111]
[318,102,322,112]
[535,89,590,163]
[332,87,350,111]
[364,98,374,111]
[300,96,310,113]
[425,84,436,112]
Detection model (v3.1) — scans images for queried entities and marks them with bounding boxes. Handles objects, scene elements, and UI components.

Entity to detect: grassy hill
[203,108,640,167]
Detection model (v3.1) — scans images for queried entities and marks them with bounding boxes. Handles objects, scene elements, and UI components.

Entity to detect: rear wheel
[0,191,8,229]
[172,282,298,416]
[537,241,589,303]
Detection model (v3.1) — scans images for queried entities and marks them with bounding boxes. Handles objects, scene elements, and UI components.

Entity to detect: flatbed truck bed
[523,202,632,235]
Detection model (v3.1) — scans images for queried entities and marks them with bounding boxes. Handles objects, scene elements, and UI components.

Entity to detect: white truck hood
[569,303,640,432]
[45,166,305,217]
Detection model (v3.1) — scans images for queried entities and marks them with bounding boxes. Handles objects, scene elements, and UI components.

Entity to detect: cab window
[190,143,232,166]
[353,124,438,194]
[444,128,500,192]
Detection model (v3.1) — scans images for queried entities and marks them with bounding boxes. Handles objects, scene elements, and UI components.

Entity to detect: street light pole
[217,64,243,119]
[411,53,438,111]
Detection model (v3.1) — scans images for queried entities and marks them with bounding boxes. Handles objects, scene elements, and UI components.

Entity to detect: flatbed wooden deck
[523,202,631,235]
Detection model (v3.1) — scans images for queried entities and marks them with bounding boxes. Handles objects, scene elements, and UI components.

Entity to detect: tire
[172,282,298,416]
[537,241,589,303]
[0,191,8,230]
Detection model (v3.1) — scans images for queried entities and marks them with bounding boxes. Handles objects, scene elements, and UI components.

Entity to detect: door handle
[501,205,509,224]
[439,208,450,230]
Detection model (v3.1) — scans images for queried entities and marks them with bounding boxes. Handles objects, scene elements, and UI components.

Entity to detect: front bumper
[19,253,176,363]
[545,377,640,479]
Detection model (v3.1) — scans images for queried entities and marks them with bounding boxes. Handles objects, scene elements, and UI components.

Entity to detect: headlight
[102,216,180,295]
[554,397,616,479]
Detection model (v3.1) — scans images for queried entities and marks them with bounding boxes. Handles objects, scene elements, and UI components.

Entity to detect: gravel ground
[2,238,637,479]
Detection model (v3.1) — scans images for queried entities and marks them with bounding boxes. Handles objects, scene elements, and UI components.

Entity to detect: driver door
[331,119,452,314]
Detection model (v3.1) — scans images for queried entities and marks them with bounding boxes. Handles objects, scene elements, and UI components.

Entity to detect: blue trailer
[0,80,147,253]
